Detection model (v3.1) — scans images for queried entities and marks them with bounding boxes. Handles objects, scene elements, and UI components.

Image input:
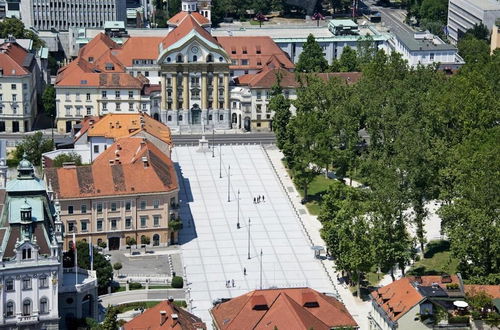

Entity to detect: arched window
[22,299,31,316]
[208,114,212,121]
[178,115,183,121]
[40,298,48,314]
[207,54,213,63]
[176,54,183,63]
[153,234,160,246]
[6,301,14,317]
[167,115,172,121]
[219,114,224,121]
[192,55,197,62]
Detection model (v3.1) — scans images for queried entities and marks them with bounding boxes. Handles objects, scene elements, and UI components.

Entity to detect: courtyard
[172,144,336,324]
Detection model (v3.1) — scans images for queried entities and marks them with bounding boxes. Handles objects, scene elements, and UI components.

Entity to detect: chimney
[89,119,95,125]
[159,311,167,326]
[142,156,149,168]
[168,296,174,303]
[62,162,76,168]
[171,313,178,320]
[109,159,115,165]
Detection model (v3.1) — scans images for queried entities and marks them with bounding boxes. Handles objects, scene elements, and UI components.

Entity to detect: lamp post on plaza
[212,129,215,158]
[237,190,240,229]
[227,165,231,202]
[247,218,251,259]
[259,249,263,289]
[219,144,222,179]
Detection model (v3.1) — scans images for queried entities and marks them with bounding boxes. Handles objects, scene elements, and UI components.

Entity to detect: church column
[212,73,219,109]
[223,73,229,109]
[160,74,167,110]
[182,72,189,110]
[201,72,208,109]
[172,73,178,110]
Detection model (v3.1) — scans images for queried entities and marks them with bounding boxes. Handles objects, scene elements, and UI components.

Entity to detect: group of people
[225,279,235,288]
[253,195,265,204]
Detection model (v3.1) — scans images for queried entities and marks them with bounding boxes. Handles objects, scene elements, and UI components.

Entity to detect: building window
[97,203,103,213]
[11,84,16,90]
[102,91,107,99]
[116,102,121,111]
[97,220,103,231]
[40,298,48,314]
[111,202,117,211]
[81,221,88,232]
[220,114,224,121]
[129,102,134,111]
[22,248,31,260]
[22,299,31,316]
[94,145,99,153]
[176,54,183,63]
[125,201,131,211]
[5,279,14,291]
[208,114,212,120]
[256,91,262,100]
[128,91,133,98]
[22,278,32,290]
[167,115,172,121]
[86,93,91,101]
[39,276,48,288]
[430,53,434,60]
[140,201,146,210]
[111,219,117,230]
[140,216,147,228]
[102,102,107,111]
[115,91,120,99]
[68,206,74,214]
[241,59,249,65]
[125,217,132,228]
[81,205,87,213]
[153,215,160,227]
[68,222,75,232]
[86,107,92,115]
[6,301,14,317]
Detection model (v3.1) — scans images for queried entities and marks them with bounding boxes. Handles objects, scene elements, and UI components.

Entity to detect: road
[172,132,276,146]
[378,6,414,34]
[99,289,186,306]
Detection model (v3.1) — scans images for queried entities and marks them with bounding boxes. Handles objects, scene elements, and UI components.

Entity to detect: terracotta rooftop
[79,33,119,62]
[115,36,164,67]
[464,285,500,299]
[236,67,362,89]
[210,288,358,330]
[168,11,210,26]
[371,277,424,322]
[45,137,177,199]
[0,41,33,76]
[77,113,172,145]
[124,299,206,330]
[162,14,220,50]
[217,36,294,70]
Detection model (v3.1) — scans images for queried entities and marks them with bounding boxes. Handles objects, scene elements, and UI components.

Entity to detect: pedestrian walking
[253,197,256,204]
[232,279,235,287]
[262,195,265,202]
[257,196,261,203]
[243,267,247,276]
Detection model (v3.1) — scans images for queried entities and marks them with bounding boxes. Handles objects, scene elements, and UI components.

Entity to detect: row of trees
[271,34,499,289]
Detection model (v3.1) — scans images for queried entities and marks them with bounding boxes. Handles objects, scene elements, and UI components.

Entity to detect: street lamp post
[227,165,231,202]
[237,189,240,229]
[219,144,222,179]
[247,218,251,259]
[260,249,263,289]
[212,129,215,158]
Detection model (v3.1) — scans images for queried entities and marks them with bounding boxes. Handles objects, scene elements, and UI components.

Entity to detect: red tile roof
[124,300,206,330]
[0,42,31,76]
[217,36,294,70]
[168,11,210,26]
[79,33,119,62]
[162,14,220,50]
[464,285,500,299]
[210,288,358,330]
[371,278,424,322]
[45,137,177,199]
[115,37,164,67]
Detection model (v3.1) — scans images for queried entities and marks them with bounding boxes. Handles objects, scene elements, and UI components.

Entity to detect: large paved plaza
[173,145,335,325]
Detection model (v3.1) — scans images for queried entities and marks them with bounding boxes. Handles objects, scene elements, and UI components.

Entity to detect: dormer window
[21,209,31,222]
[22,248,32,260]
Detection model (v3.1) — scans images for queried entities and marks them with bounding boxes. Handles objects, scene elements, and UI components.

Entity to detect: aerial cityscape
[0,0,498,329]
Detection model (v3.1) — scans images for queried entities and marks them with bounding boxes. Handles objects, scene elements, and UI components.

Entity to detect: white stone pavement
[172,145,336,328]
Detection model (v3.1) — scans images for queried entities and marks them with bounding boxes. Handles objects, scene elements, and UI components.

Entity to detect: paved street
[172,145,335,326]
[100,289,185,306]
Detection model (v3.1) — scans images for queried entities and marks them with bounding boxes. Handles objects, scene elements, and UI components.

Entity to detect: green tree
[0,18,44,49]
[339,46,358,72]
[14,132,54,166]
[418,0,448,24]
[464,23,490,41]
[458,35,490,65]
[71,241,113,294]
[113,262,122,276]
[296,34,328,73]
[52,152,82,167]
[269,72,291,150]
[126,237,136,246]
[141,235,150,245]
[101,306,119,330]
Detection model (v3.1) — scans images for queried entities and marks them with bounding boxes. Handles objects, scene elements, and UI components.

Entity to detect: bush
[141,236,150,245]
[97,241,107,249]
[446,283,459,290]
[448,315,470,324]
[171,276,184,288]
[53,152,82,167]
[126,237,136,246]
[129,282,143,290]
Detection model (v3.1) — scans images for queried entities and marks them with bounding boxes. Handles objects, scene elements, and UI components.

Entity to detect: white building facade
[447,0,500,44]
[20,0,127,31]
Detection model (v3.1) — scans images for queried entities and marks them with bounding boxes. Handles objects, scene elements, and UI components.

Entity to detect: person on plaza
[257,196,261,203]
[232,279,235,287]
[262,195,265,202]
[253,197,256,204]
[243,267,247,276]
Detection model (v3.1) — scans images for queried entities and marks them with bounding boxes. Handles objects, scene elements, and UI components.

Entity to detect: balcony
[18,315,39,325]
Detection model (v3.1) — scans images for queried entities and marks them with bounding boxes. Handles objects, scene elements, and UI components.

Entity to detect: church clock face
[191,46,199,54]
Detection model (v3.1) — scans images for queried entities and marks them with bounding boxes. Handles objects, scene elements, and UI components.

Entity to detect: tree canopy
[13,132,53,166]
[0,18,45,49]
[296,34,328,73]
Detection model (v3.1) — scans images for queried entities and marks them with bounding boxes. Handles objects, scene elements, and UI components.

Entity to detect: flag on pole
[73,232,78,283]
[88,236,93,272]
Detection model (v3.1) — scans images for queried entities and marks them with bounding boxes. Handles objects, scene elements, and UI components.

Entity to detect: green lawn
[297,174,337,215]
[409,240,459,276]
[149,285,172,289]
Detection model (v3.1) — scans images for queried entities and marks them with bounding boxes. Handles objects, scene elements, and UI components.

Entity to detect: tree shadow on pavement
[174,162,198,245]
